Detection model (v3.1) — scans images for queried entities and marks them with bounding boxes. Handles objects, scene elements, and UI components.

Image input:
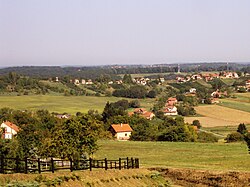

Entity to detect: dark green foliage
[237,123,248,135]
[112,85,148,99]
[129,100,140,108]
[157,117,197,142]
[192,120,202,129]
[225,132,244,143]
[122,74,133,84]
[147,90,157,98]
[177,104,196,116]
[244,133,250,154]
[197,132,219,143]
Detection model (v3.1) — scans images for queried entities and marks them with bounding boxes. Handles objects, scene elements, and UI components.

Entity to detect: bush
[225,132,244,143]
[197,132,219,143]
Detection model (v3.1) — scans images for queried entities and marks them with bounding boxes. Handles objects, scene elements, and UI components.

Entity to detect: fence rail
[0,156,139,174]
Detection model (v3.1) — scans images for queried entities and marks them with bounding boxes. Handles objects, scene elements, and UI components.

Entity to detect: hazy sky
[0,0,250,67]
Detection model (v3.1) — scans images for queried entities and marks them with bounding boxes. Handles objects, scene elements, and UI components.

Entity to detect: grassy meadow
[0,95,155,114]
[95,140,250,172]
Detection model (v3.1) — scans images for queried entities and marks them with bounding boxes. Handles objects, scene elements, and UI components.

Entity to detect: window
[125,133,127,136]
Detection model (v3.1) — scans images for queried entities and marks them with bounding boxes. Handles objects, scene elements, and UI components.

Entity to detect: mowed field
[0,95,155,114]
[96,141,250,172]
[185,104,250,127]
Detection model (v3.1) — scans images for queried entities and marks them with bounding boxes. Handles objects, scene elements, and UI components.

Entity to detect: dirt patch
[151,168,250,187]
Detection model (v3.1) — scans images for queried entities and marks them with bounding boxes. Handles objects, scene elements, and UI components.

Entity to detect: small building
[74,79,80,85]
[109,124,133,140]
[189,88,196,93]
[163,106,178,116]
[81,79,86,84]
[166,97,178,106]
[1,121,19,139]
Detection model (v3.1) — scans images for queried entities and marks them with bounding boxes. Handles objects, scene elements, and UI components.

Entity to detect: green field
[95,141,250,172]
[219,93,250,113]
[0,95,155,114]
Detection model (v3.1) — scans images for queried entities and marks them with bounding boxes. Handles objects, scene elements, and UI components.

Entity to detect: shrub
[225,132,244,143]
[197,132,219,143]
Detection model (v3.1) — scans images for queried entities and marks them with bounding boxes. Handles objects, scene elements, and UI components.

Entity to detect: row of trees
[0,108,103,160]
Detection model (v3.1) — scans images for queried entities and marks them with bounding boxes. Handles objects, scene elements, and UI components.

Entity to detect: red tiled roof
[111,124,133,133]
[2,121,20,132]
[134,108,146,113]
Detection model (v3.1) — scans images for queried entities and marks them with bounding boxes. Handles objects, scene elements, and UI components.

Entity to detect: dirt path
[152,168,250,187]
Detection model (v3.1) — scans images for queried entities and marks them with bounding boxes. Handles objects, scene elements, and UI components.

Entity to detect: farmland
[0,95,155,114]
[185,104,250,127]
[96,140,250,172]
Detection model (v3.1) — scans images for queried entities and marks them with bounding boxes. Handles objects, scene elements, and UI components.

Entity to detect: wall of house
[116,132,132,140]
[0,123,17,139]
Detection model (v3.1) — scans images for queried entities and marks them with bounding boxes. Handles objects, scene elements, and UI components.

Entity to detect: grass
[0,95,155,114]
[0,169,171,187]
[95,140,250,172]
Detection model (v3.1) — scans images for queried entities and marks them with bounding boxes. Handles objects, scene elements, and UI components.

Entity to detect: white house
[1,121,19,139]
[163,106,178,116]
[109,124,133,140]
[189,88,197,93]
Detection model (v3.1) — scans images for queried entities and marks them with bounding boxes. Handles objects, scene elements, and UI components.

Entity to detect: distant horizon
[0,61,250,69]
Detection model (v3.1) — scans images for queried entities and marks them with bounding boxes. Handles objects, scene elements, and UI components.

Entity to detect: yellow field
[185,105,250,127]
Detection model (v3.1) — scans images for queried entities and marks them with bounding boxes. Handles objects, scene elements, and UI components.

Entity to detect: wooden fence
[0,156,139,174]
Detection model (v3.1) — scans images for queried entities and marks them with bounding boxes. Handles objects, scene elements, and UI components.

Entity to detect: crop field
[218,93,250,113]
[185,105,250,127]
[96,140,250,172]
[0,95,155,114]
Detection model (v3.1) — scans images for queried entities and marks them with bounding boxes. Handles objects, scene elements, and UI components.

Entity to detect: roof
[111,124,133,133]
[1,121,20,132]
[134,108,146,113]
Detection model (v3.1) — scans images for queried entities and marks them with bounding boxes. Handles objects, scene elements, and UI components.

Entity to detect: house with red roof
[163,105,178,116]
[129,108,155,120]
[1,121,20,139]
[109,123,133,140]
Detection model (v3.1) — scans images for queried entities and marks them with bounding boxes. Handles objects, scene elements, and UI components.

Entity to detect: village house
[74,79,80,85]
[220,72,239,79]
[189,88,196,93]
[211,90,228,98]
[163,105,178,116]
[130,108,155,120]
[191,74,202,80]
[56,114,71,119]
[86,79,93,85]
[81,79,86,84]
[201,73,219,82]
[0,121,19,139]
[163,97,178,116]
[166,97,178,106]
[109,123,133,140]
[176,76,186,83]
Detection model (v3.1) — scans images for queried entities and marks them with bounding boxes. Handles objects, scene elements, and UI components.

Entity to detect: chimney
[120,123,123,127]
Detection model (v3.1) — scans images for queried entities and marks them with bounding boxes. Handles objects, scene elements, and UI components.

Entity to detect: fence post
[38,158,41,173]
[25,157,28,174]
[131,158,134,169]
[105,158,108,170]
[70,159,73,172]
[135,158,139,168]
[119,158,121,170]
[89,158,92,171]
[126,157,129,169]
[1,155,4,174]
[15,156,19,173]
[51,158,54,173]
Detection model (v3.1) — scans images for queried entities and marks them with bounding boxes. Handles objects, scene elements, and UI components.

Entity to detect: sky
[0,0,250,67]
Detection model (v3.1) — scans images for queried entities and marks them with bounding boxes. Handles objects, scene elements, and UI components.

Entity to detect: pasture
[0,95,155,114]
[185,104,250,127]
[95,141,250,172]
